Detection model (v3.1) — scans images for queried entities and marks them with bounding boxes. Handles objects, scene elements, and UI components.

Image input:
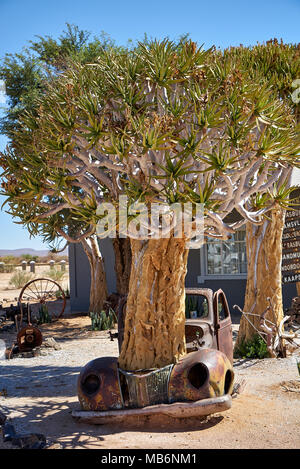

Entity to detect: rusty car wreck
[73,288,235,424]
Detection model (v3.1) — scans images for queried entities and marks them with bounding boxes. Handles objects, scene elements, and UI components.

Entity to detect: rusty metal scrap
[17,326,43,352]
[119,364,173,408]
[115,288,234,365]
[185,321,215,352]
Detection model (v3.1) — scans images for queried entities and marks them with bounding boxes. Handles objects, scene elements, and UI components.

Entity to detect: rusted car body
[76,287,235,420]
[185,288,233,364]
[77,349,234,416]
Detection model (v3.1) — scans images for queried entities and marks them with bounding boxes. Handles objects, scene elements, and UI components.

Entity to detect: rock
[41,337,61,350]
[12,432,47,449]
[0,388,8,397]
[44,441,63,449]
[0,409,7,425]
[2,422,16,442]
[1,416,47,449]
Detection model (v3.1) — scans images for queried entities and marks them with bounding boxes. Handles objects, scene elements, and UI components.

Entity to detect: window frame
[197,228,248,281]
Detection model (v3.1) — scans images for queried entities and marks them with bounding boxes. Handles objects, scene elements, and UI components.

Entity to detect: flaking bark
[112,236,132,295]
[236,206,285,346]
[81,236,108,313]
[118,236,189,371]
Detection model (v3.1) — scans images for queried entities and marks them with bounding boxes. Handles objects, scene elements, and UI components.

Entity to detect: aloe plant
[90,308,117,331]
[38,304,51,324]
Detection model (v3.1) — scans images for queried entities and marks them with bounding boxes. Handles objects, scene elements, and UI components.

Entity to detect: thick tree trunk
[81,236,108,313]
[236,206,285,346]
[118,236,189,371]
[112,236,132,295]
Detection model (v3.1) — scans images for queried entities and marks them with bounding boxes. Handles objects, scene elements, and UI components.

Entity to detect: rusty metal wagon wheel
[18,277,66,326]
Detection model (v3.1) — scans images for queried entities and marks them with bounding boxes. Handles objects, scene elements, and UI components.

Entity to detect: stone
[0,409,7,425]
[41,337,61,350]
[2,422,16,442]
[12,432,47,449]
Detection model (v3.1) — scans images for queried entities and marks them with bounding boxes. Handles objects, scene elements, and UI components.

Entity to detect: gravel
[0,316,299,449]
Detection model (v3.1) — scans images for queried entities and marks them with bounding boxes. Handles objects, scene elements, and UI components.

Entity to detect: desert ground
[0,312,299,450]
[0,265,69,307]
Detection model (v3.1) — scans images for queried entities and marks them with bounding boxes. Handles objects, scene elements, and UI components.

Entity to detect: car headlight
[168,349,234,403]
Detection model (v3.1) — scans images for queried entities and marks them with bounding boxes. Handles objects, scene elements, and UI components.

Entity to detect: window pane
[186,294,209,318]
[239,242,247,273]
[207,243,222,274]
[222,242,239,274]
[206,229,247,275]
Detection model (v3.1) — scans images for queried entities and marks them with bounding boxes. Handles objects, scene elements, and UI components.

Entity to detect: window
[185,294,209,319]
[206,229,247,275]
[216,291,230,320]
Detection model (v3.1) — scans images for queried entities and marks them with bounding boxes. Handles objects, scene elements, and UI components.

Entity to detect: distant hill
[0,248,68,257]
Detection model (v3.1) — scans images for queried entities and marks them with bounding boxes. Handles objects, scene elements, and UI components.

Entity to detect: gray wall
[69,238,117,312]
[69,240,297,315]
[69,243,90,312]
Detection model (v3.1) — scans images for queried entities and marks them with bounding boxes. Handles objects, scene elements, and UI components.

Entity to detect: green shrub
[90,309,117,331]
[45,269,65,282]
[0,255,19,264]
[9,271,33,289]
[38,304,51,323]
[234,334,270,359]
[21,254,39,262]
[0,264,15,273]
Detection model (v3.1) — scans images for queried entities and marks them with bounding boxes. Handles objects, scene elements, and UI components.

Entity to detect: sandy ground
[0,315,300,450]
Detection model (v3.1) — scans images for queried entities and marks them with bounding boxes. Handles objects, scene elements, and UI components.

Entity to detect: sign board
[282,203,300,284]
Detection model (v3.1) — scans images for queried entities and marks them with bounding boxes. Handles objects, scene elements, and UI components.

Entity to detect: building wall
[69,240,297,314]
[185,248,296,319]
[69,243,90,312]
[185,248,247,310]
[69,239,117,312]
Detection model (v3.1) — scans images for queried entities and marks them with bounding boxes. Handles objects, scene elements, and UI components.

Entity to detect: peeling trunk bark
[81,236,108,313]
[112,236,132,295]
[118,236,189,371]
[236,206,285,346]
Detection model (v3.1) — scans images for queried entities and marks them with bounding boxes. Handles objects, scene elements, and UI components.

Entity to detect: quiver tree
[237,197,289,344]
[112,236,132,295]
[224,40,300,345]
[0,24,127,312]
[1,39,299,370]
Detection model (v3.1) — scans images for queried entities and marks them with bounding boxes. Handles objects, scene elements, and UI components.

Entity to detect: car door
[213,289,233,363]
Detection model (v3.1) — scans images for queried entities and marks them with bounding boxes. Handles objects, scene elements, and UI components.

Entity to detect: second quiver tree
[224,40,300,346]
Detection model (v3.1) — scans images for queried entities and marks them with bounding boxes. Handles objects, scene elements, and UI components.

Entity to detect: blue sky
[0,0,299,249]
